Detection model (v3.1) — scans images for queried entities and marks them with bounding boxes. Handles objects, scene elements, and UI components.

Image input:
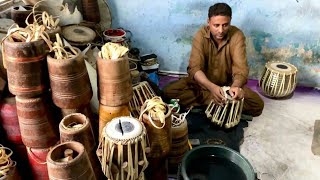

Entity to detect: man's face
[207,15,231,42]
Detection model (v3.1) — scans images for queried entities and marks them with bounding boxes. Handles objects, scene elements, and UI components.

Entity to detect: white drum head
[105,116,142,140]
[266,61,297,74]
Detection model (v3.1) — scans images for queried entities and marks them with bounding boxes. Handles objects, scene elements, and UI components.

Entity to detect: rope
[138,96,167,129]
[0,144,14,178]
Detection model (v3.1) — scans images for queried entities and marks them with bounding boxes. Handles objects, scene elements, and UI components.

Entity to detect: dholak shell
[98,104,130,139]
[15,96,57,148]
[26,147,50,180]
[47,48,93,109]
[0,97,23,144]
[97,55,133,106]
[47,141,96,180]
[59,113,96,153]
[140,104,172,158]
[3,38,48,97]
[259,61,298,98]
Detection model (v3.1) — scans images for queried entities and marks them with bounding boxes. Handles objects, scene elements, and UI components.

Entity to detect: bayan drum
[129,81,156,118]
[259,61,298,98]
[205,86,244,129]
[96,116,148,180]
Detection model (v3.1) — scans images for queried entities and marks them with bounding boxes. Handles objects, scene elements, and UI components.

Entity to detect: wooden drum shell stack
[96,55,133,141]
[59,113,102,179]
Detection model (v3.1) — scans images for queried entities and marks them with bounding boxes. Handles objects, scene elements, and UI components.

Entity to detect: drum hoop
[265,61,298,75]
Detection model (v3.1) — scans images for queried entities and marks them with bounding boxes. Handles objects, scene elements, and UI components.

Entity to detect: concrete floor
[240,81,320,180]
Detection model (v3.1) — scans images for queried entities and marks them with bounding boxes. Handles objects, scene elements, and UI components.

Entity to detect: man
[163,3,264,117]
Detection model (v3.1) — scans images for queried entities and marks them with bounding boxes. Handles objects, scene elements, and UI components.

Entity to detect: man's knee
[251,96,264,117]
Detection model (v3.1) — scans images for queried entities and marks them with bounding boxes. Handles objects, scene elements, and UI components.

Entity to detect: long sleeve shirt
[187,25,249,87]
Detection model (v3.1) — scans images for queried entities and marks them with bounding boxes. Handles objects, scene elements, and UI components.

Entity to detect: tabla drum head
[105,116,143,140]
[62,25,96,45]
[266,61,298,75]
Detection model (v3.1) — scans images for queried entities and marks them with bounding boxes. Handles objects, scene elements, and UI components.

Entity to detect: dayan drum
[96,116,148,180]
[259,61,298,98]
[129,81,156,118]
[205,86,244,129]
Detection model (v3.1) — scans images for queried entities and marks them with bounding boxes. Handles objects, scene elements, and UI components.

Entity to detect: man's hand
[208,84,226,106]
[229,86,244,100]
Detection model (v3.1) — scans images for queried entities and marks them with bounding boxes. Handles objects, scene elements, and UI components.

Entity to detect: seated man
[163,3,264,117]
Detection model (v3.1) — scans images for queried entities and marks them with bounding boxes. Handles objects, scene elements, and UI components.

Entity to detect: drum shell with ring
[259,61,298,98]
[47,47,93,109]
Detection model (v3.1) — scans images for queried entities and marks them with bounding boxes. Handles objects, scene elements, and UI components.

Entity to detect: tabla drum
[129,81,156,118]
[96,116,148,180]
[259,61,298,98]
[61,25,96,47]
[205,86,244,129]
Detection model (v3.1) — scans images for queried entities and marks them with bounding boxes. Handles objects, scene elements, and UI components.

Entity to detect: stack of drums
[259,61,298,98]
[3,38,58,180]
[59,113,103,178]
[168,114,189,172]
[140,100,172,180]
[96,55,132,139]
[96,116,148,180]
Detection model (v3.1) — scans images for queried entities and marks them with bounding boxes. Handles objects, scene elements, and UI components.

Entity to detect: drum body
[205,86,244,129]
[96,116,148,180]
[259,61,298,98]
[129,81,156,118]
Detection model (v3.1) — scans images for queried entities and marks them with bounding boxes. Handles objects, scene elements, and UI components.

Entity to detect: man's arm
[229,30,249,99]
[194,70,225,105]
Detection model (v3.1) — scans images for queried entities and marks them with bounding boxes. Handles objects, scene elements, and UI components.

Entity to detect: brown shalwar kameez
[163,25,264,117]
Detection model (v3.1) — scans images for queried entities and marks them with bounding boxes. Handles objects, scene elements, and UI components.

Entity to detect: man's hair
[208,3,232,18]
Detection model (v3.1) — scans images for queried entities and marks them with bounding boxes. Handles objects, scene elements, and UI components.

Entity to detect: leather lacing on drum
[129,81,156,118]
[0,144,15,178]
[205,87,244,129]
[97,123,148,180]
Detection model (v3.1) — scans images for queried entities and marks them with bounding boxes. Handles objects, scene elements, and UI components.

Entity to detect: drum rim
[265,61,298,75]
